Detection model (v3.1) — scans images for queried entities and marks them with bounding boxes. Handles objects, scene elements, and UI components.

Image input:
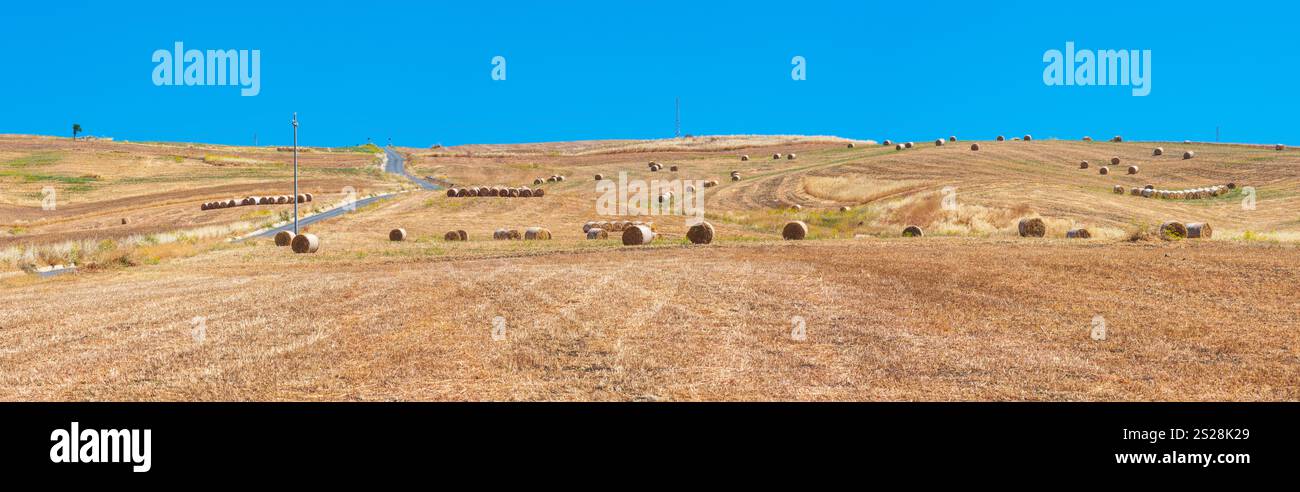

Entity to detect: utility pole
[292,113,299,235]
[675,97,681,138]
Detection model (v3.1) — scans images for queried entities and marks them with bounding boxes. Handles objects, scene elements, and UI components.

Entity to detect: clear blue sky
[2,0,1295,147]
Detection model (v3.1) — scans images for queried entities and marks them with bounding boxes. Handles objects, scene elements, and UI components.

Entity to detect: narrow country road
[245,147,439,239]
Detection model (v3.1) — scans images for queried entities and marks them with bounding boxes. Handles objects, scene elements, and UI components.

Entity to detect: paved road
[384,146,440,190]
[243,148,438,240]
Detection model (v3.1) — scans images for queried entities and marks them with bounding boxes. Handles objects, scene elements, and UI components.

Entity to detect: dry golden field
[1,133,1298,401]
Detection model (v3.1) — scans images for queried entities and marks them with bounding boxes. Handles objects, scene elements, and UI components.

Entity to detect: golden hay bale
[259,196,272,204]
[650,164,661,172]
[782,221,808,240]
[970,143,980,151]
[740,155,750,161]
[305,193,313,202]
[444,231,461,241]
[648,161,658,168]
[789,204,802,211]
[1110,157,1121,166]
[1112,136,1123,142]
[582,221,597,233]
[524,227,552,240]
[457,230,467,241]
[621,224,655,245]
[1153,147,1164,156]
[1113,185,1124,194]
[1079,161,1089,169]
[901,225,923,237]
[519,187,533,198]
[389,228,407,241]
[882,140,893,146]
[934,139,945,146]
[547,176,557,182]
[290,233,320,253]
[1130,187,1141,196]
[467,187,481,197]
[1186,222,1213,239]
[839,206,851,212]
[772,153,782,160]
[457,188,471,197]
[274,230,292,246]
[787,153,797,159]
[996,135,1005,141]
[298,194,308,203]
[200,203,209,211]
[1183,151,1195,159]
[949,136,957,142]
[731,174,741,181]
[120,217,129,225]
[533,188,546,197]
[1159,221,1187,240]
[895,144,905,151]
[586,228,608,239]
[227,199,238,207]
[446,188,458,197]
[492,229,506,240]
[1099,166,1109,175]
[507,188,519,197]
[903,142,914,149]
[276,196,287,204]
[610,220,628,232]
[1066,228,1091,239]
[1083,136,1092,142]
[847,143,855,148]
[1023,134,1033,141]
[1017,217,1046,237]
[1276,144,1285,151]
[1141,188,1153,198]
[594,174,604,181]
[670,165,679,171]
[687,221,715,244]
[1226,182,1236,190]
[1127,165,1139,175]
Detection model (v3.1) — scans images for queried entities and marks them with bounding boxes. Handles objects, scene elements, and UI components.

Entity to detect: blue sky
[1,0,1295,147]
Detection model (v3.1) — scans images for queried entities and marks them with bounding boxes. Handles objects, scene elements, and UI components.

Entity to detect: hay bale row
[493,229,521,240]
[446,186,544,198]
[1066,228,1091,239]
[582,220,654,234]
[1156,221,1212,240]
[524,227,552,240]
[1144,184,1231,200]
[201,193,311,211]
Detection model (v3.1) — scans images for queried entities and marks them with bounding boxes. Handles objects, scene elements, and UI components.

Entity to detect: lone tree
[72,123,82,140]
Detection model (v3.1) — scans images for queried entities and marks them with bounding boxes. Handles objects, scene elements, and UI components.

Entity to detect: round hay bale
[901,225,923,237]
[290,233,320,254]
[1083,136,1092,142]
[1112,136,1123,143]
[731,174,741,181]
[519,187,533,198]
[1017,218,1046,237]
[1127,165,1139,175]
[1141,188,1153,198]
[1153,147,1164,156]
[847,143,855,148]
[1276,144,1285,151]
[839,206,851,212]
[882,140,893,146]
[650,164,661,172]
[457,188,470,197]
[1110,157,1121,166]
[1186,222,1213,239]
[297,194,307,203]
[670,165,678,172]
[1112,185,1124,194]
[305,193,313,202]
[389,228,407,241]
[1079,161,1089,169]
[594,173,604,181]
[895,144,905,151]
[903,142,914,149]
[259,197,272,205]
[121,217,129,225]
[787,153,797,159]
[524,227,552,240]
[457,230,467,241]
[996,135,1005,141]
[492,229,505,240]
[934,139,945,146]
[1226,182,1236,190]
[970,143,980,151]
[789,204,802,211]
[274,230,293,246]
[200,203,210,211]
[1099,166,1109,175]
[1023,134,1033,141]
[1183,151,1195,159]
[226,199,238,208]
[1066,228,1092,239]
[781,221,808,240]
[621,224,655,245]
[648,161,658,168]
[740,155,750,161]
[1130,187,1141,196]
[1159,221,1187,241]
[686,222,715,244]
[463,188,477,197]
[533,188,546,197]
[582,221,597,233]
[276,196,287,204]
[547,176,557,183]
[507,188,520,197]
[949,136,957,142]
[773,153,782,160]
[444,231,461,241]
[586,228,608,239]
[446,188,458,197]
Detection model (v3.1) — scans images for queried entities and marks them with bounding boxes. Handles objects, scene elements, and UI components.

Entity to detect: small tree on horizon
[72,123,82,140]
